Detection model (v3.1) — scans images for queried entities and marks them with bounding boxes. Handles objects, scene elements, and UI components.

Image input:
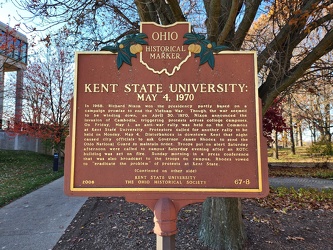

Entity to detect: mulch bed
[53,197,333,250]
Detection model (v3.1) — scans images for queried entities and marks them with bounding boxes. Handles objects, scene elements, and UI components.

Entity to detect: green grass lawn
[268,146,333,163]
[268,146,333,179]
[0,150,63,207]
[269,165,333,179]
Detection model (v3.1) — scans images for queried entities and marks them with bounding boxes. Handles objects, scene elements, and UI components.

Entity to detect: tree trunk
[288,96,296,155]
[299,125,303,147]
[274,130,279,159]
[295,123,299,147]
[198,197,246,250]
[324,103,332,155]
[289,113,296,155]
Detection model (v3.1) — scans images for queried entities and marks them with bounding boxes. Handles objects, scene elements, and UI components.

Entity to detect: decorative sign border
[67,50,267,198]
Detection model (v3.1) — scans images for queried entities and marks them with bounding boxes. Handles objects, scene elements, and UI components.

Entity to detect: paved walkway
[0,177,86,250]
[270,177,333,190]
[0,177,332,250]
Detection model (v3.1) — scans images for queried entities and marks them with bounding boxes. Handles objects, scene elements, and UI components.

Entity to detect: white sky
[0,1,31,32]
[1,2,18,23]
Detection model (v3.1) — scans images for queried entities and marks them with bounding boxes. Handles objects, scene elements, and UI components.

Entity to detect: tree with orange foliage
[263,99,287,158]
[9,36,73,157]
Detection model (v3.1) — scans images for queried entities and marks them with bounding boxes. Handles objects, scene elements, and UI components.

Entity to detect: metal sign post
[154,198,177,250]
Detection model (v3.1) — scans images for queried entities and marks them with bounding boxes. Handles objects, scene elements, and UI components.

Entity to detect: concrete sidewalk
[0,177,86,250]
[270,176,333,190]
[0,176,332,250]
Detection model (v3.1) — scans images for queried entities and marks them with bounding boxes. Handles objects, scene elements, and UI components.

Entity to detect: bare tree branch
[233,0,261,49]
[257,0,320,70]
[259,29,333,113]
[217,0,239,45]
[206,0,222,42]
[134,0,153,22]
[167,0,186,22]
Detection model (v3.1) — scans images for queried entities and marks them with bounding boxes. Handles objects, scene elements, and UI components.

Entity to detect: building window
[0,22,28,65]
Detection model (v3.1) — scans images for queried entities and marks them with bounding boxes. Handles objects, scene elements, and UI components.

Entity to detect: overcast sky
[0,1,31,30]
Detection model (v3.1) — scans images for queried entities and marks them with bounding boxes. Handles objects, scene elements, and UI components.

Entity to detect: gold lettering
[124,83,163,93]
[151,32,178,41]
[84,83,118,93]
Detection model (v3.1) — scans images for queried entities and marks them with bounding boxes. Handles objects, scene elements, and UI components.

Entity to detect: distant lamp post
[0,21,28,130]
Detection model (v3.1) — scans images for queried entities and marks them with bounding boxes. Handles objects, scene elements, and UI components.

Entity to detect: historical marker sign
[65,22,269,204]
